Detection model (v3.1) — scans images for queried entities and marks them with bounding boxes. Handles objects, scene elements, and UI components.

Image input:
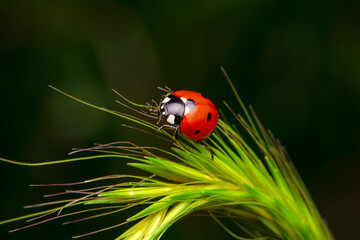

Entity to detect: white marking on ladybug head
[184,106,190,115]
[160,105,164,109]
[162,97,171,103]
[180,97,187,104]
[162,112,166,115]
[166,114,175,124]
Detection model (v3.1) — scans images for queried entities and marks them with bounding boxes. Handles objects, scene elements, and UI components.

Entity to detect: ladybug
[158,90,218,141]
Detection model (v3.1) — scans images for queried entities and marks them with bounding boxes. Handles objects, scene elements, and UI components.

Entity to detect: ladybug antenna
[157,86,173,93]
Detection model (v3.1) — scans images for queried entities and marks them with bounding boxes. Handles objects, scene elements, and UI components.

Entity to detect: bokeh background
[0,1,359,239]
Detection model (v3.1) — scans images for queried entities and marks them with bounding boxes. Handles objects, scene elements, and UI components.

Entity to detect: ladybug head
[159,94,185,126]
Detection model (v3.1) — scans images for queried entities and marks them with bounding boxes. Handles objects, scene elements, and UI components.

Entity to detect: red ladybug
[158,90,218,141]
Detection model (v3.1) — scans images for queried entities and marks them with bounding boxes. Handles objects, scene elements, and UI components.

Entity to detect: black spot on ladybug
[195,130,200,135]
[207,113,212,122]
[185,99,196,110]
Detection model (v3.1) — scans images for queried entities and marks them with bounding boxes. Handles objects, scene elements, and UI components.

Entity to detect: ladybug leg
[156,116,162,125]
[173,128,179,141]
[199,142,214,160]
[149,99,162,124]
[150,99,160,112]
[157,125,180,141]
[156,124,178,132]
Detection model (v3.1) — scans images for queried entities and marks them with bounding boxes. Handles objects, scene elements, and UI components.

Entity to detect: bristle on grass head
[0,70,333,240]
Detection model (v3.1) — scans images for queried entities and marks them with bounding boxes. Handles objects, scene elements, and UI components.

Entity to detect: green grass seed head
[0,78,333,240]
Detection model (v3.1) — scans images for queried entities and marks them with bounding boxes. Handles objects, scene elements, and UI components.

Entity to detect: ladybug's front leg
[156,124,177,132]
[148,99,162,124]
[173,128,179,141]
[157,125,180,141]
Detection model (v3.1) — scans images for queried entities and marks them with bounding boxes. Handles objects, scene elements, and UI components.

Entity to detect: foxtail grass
[0,69,333,239]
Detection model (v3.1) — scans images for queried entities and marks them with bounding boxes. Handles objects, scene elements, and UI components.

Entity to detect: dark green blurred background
[0,1,359,239]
